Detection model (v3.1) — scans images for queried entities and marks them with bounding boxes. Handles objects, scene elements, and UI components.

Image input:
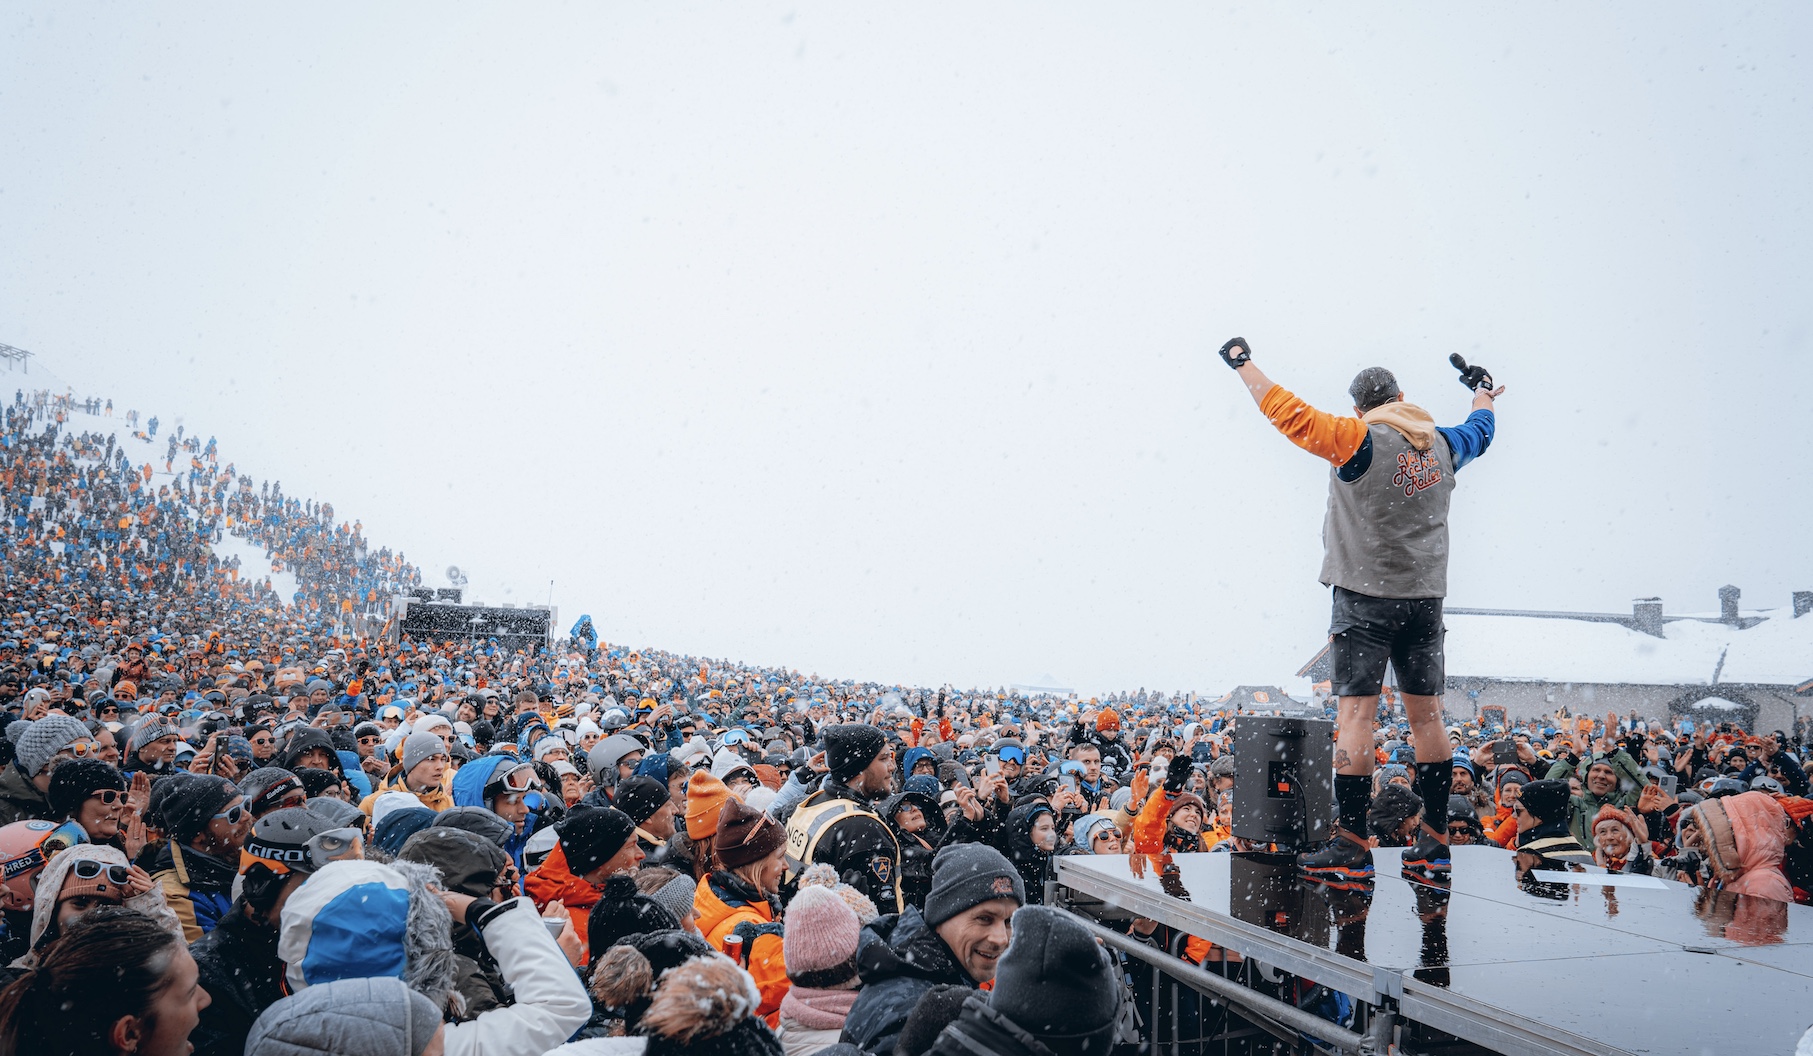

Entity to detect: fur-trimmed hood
[277,858,460,1013]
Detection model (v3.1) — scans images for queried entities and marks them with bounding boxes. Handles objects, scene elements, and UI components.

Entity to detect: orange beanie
[1096,709,1120,732]
[685,770,733,840]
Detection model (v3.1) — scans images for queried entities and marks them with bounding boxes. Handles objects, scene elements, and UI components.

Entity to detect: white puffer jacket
[445,898,592,1056]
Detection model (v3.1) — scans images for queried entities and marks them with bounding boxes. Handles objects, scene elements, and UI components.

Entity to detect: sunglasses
[88,789,126,806]
[271,790,308,812]
[212,805,246,825]
[358,735,380,744]
[56,741,99,760]
[70,860,132,886]
[1093,829,1122,841]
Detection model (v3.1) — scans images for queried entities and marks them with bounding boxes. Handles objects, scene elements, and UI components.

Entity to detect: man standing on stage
[1218,337,1503,883]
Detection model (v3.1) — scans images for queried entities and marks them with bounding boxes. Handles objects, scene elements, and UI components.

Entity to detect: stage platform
[1056,846,1813,1056]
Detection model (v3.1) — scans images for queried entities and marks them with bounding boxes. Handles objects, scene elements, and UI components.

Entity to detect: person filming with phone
[1218,337,1502,886]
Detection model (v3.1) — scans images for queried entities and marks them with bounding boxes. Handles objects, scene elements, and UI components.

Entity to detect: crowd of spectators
[1,385,1809,1056]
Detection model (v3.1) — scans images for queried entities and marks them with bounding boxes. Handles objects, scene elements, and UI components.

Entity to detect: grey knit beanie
[128,718,181,756]
[647,871,699,925]
[400,732,447,777]
[15,716,94,778]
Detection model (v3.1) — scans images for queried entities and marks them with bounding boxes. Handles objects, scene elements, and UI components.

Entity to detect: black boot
[1298,826,1374,882]
[1401,823,1452,886]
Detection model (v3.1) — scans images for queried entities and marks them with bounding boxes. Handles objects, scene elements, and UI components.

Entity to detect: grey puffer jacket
[247,976,444,1056]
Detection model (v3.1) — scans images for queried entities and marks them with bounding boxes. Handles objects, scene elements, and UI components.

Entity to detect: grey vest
[1319,423,1456,599]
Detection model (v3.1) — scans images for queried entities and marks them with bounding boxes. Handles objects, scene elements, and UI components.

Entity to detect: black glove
[1218,337,1251,369]
[1448,353,1493,392]
[1164,758,1194,795]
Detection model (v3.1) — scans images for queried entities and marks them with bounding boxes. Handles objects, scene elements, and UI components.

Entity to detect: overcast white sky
[5,4,1810,694]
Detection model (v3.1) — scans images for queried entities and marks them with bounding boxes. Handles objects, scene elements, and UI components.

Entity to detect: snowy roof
[1443,609,1813,688]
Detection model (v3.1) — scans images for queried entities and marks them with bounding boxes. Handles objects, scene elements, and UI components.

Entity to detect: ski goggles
[1,821,88,880]
[240,827,365,875]
[490,763,538,795]
[248,776,307,816]
[993,745,1025,765]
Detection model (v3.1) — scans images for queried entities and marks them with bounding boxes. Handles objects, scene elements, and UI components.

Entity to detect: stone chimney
[1794,591,1813,618]
[1718,585,1741,625]
[1632,598,1665,637]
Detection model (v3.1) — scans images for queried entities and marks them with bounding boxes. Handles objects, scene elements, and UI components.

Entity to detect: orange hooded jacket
[524,843,602,954]
[693,873,788,1027]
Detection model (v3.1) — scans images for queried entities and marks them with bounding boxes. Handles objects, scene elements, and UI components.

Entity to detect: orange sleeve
[1133,786,1172,855]
[1182,935,1214,965]
[1258,384,1369,466]
[748,932,790,1027]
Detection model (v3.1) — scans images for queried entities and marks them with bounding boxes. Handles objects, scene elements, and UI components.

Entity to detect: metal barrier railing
[1069,914,1388,1055]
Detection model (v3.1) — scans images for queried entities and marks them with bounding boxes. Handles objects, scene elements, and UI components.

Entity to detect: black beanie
[293,767,343,799]
[1367,782,1424,841]
[823,724,887,782]
[1518,779,1572,827]
[586,874,679,965]
[1447,794,1482,830]
[613,776,670,827]
[923,843,1024,929]
[47,759,126,820]
[989,906,1120,1054]
[558,806,637,877]
[159,773,241,846]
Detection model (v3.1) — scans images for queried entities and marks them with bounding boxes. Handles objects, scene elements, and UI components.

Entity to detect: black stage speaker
[1231,715,1334,850]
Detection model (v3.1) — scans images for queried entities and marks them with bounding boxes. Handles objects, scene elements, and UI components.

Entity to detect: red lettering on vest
[1392,450,1443,497]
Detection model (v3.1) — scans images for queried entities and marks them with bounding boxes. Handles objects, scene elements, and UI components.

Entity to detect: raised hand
[1449,353,1494,391]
